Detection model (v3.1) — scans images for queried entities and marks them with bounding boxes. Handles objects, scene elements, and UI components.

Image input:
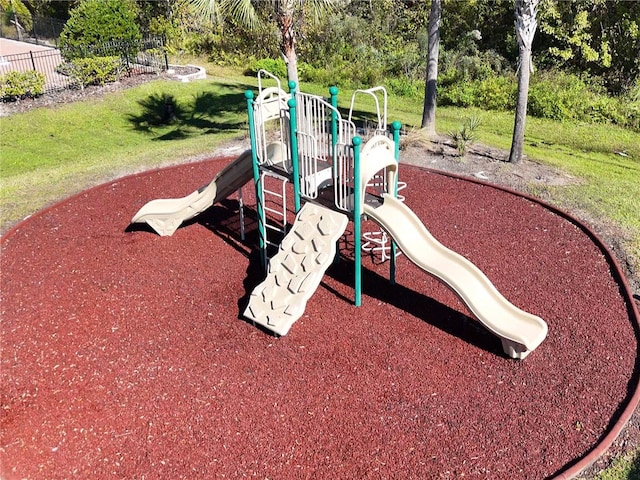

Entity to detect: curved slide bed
[363,194,548,359]
[131,142,285,236]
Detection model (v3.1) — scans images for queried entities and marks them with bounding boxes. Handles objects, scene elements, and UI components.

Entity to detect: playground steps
[244,202,348,336]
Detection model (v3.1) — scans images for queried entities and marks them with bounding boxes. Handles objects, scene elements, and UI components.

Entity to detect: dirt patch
[402,137,579,189]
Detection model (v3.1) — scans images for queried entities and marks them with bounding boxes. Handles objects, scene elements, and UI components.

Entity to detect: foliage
[439,81,477,108]
[58,56,124,89]
[537,0,640,93]
[0,0,33,32]
[593,448,640,480]
[244,58,288,80]
[59,0,141,60]
[440,75,515,111]
[621,80,640,131]
[527,70,592,121]
[526,70,637,127]
[475,75,517,110]
[386,77,421,98]
[438,69,638,130]
[439,32,512,86]
[448,116,481,155]
[0,70,45,100]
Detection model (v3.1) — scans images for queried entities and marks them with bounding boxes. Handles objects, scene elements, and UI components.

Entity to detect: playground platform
[1,156,639,479]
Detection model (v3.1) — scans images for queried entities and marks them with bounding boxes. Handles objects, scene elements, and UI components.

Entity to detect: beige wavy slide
[363,194,548,359]
[131,142,284,236]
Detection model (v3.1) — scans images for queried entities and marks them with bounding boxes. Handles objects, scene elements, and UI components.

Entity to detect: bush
[585,96,626,126]
[0,71,46,101]
[440,82,478,107]
[439,43,511,85]
[59,56,124,88]
[528,71,593,121]
[621,81,640,130]
[475,75,516,110]
[386,77,421,97]
[59,0,141,61]
[244,58,288,80]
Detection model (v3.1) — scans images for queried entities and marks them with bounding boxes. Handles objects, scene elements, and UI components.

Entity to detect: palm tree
[421,0,442,136]
[508,0,540,164]
[189,0,336,85]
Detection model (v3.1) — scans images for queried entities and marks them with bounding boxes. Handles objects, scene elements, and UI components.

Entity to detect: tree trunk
[277,0,299,86]
[421,0,442,135]
[508,45,531,164]
[509,0,539,164]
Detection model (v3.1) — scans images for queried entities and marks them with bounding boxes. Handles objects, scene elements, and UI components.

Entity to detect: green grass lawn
[1,65,639,478]
[0,76,256,227]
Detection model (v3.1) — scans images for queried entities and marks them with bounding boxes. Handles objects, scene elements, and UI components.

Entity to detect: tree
[421,0,442,135]
[189,0,336,84]
[275,0,297,83]
[59,0,141,59]
[508,0,539,164]
[1,0,33,38]
[537,0,640,93]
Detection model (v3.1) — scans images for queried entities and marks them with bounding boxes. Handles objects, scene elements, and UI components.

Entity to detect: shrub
[0,71,45,101]
[59,0,141,61]
[386,77,421,97]
[476,75,516,110]
[440,82,478,107]
[297,62,318,83]
[59,56,124,88]
[184,31,220,57]
[448,116,482,156]
[440,44,511,85]
[528,71,593,121]
[585,96,626,126]
[244,58,288,80]
[621,81,640,130]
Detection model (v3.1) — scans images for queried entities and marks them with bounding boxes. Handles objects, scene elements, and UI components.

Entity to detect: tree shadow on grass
[127,84,251,141]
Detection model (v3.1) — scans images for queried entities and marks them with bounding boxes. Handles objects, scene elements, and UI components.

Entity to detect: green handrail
[245,89,266,270]
[390,120,402,285]
[353,135,362,306]
[288,80,301,213]
[329,86,339,165]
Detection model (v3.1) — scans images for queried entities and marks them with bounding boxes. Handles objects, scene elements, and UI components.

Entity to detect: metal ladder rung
[264,205,285,216]
[260,170,289,259]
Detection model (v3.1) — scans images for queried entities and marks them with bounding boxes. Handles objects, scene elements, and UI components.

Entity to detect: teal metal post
[392,121,402,165]
[245,90,266,270]
[389,121,402,285]
[287,82,301,213]
[329,86,339,163]
[353,136,362,306]
[288,80,297,96]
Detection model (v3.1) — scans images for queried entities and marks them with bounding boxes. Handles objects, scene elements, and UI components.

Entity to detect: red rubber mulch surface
[2,157,639,479]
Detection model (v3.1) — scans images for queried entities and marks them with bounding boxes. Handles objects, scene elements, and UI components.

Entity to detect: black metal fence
[1,15,66,47]
[31,17,66,47]
[61,37,169,72]
[0,37,168,95]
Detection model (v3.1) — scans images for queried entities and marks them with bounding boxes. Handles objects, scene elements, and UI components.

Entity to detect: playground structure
[131,70,548,359]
